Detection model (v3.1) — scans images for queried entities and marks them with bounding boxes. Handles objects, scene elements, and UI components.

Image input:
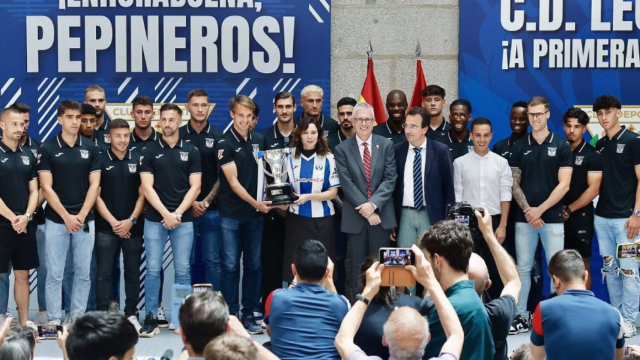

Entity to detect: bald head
[467,253,490,296]
[383,307,429,359]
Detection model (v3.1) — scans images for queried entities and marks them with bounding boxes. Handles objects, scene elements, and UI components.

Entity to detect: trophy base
[265,183,297,206]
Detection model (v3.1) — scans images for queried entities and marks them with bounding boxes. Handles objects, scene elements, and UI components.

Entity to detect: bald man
[468,209,521,360]
[373,90,408,144]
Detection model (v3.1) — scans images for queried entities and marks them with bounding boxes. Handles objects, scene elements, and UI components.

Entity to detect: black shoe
[139,313,160,338]
[509,314,530,335]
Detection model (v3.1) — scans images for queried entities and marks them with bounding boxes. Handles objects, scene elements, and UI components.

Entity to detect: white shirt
[356,134,373,162]
[402,139,427,207]
[453,150,513,215]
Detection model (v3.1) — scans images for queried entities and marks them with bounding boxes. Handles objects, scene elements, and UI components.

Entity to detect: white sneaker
[168,322,177,330]
[157,307,169,328]
[34,311,48,325]
[174,327,181,335]
[128,316,142,333]
[624,320,637,338]
[62,313,73,328]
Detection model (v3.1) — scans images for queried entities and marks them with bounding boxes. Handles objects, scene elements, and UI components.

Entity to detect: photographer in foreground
[335,246,463,360]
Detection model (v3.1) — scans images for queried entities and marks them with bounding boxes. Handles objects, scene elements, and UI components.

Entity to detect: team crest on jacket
[617,144,625,153]
[180,152,189,161]
[104,134,111,144]
[80,150,89,159]
[205,138,215,148]
[547,147,556,156]
[128,164,137,173]
[575,156,584,166]
[21,156,30,165]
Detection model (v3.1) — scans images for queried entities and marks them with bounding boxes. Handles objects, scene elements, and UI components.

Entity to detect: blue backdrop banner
[0,0,332,139]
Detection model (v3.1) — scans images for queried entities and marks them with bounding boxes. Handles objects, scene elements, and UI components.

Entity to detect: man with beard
[423,85,451,140]
[373,90,408,144]
[294,85,339,137]
[129,96,159,153]
[561,108,602,290]
[328,97,356,152]
[435,99,474,161]
[85,85,110,146]
[139,103,201,337]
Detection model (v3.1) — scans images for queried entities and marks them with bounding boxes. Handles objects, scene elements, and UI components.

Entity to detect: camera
[447,202,484,238]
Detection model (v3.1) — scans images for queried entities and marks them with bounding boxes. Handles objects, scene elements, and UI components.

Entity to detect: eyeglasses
[402,124,421,131]
[527,111,548,120]
[353,118,374,124]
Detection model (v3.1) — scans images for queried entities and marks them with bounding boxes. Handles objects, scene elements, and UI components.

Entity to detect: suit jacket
[393,139,455,226]
[334,134,397,233]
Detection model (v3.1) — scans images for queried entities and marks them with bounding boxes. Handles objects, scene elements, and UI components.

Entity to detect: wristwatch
[25,213,33,222]
[128,217,137,225]
[203,200,210,208]
[565,207,573,216]
[634,209,640,217]
[173,211,183,218]
[355,294,370,306]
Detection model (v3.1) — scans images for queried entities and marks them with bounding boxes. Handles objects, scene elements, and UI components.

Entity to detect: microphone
[160,349,174,360]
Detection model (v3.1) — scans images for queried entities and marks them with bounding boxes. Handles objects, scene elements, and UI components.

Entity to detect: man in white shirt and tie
[453,117,513,300]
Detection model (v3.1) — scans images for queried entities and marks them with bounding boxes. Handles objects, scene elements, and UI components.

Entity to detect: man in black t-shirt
[561,108,602,290]
[0,107,40,326]
[592,95,640,338]
[293,85,339,137]
[38,100,101,325]
[95,119,145,331]
[434,99,473,161]
[139,103,202,337]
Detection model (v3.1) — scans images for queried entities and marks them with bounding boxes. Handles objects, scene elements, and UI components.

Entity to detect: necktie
[413,148,424,210]
[363,142,372,200]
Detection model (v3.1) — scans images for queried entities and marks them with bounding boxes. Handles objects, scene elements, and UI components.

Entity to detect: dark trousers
[95,232,143,317]
[473,215,505,301]
[261,211,285,312]
[346,225,391,301]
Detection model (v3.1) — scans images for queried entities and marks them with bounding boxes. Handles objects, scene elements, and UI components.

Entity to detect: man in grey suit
[334,102,397,299]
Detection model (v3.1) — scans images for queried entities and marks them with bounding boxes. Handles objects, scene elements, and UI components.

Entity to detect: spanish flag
[409,59,427,109]
[359,58,386,125]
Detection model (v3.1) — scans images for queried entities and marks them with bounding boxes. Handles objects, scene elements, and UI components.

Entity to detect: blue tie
[413,148,424,210]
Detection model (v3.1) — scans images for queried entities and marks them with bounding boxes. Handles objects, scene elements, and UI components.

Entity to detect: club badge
[205,138,215,148]
[575,156,584,165]
[547,147,557,157]
[128,164,137,173]
[80,150,89,159]
[180,152,189,161]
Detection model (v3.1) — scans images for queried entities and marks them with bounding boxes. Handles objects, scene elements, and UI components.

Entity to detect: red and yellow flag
[409,59,427,110]
[358,58,386,125]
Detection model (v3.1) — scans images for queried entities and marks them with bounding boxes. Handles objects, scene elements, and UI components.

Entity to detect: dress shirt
[402,139,427,207]
[356,134,373,162]
[453,150,512,215]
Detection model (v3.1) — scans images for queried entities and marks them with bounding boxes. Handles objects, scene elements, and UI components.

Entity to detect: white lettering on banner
[498,0,640,69]
[26,14,295,74]
[60,0,259,8]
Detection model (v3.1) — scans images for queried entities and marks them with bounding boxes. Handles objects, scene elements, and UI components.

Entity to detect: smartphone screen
[617,243,640,259]
[454,215,470,226]
[38,325,62,338]
[379,248,415,267]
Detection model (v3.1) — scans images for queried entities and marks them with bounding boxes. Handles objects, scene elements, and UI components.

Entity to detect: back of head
[418,220,474,273]
[0,337,31,360]
[548,249,586,283]
[8,327,36,359]
[66,312,139,360]
[293,240,328,282]
[203,334,257,360]
[179,291,230,355]
[510,344,531,360]
[359,257,397,306]
[383,307,429,359]
[467,253,490,296]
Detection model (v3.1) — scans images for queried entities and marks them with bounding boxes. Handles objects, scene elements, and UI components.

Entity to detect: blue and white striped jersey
[287,152,340,218]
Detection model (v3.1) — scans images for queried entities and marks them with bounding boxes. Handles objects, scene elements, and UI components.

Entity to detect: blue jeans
[45,220,95,323]
[192,210,222,291]
[144,220,194,317]
[595,215,640,322]
[220,216,263,319]
[515,222,564,316]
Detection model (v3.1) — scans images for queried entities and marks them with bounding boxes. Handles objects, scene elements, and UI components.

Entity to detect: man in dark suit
[393,107,454,248]
[334,102,397,299]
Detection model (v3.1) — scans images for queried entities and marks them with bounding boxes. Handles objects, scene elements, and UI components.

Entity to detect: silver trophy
[254,148,298,205]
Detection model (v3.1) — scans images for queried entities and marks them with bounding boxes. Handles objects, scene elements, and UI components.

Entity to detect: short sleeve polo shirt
[426,120,451,140]
[492,133,527,160]
[179,122,223,207]
[372,122,407,144]
[140,138,201,223]
[128,128,159,153]
[96,148,144,237]
[0,142,37,229]
[94,120,110,146]
[261,124,293,150]
[294,114,339,138]
[531,289,624,360]
[435,131,474,161]
[595,126,640,218]
[563,140,602,215]
[37,134,101,223]
[21,137,45,225]
[509,132,573,223]
[217,127,264,220]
